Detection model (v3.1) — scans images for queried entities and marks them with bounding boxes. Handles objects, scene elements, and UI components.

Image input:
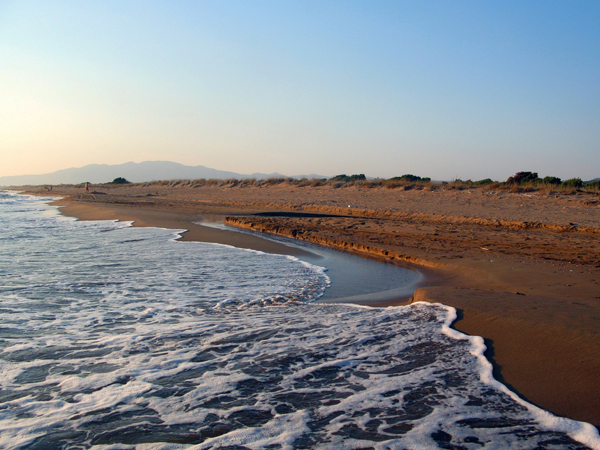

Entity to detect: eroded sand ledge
[17,183,600,428]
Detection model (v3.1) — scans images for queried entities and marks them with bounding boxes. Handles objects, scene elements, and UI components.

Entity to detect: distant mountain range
[0,161,327,186]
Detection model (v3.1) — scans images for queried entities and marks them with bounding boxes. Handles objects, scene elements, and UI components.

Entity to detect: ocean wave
[0,192,598,449]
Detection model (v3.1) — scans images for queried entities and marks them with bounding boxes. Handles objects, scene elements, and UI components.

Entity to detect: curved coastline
[53,199,425,305]
[13,186,600,430]
[48,197,600,444]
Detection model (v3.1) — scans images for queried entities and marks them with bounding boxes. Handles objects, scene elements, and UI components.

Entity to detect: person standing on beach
[85,182,89,193]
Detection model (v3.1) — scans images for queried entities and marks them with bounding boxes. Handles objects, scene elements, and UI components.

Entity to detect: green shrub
[584,180,600,189]
[506,172,539,184]
[110,177,130,184]
[388,174,429,183]
[562,178,583,188]
[543,176,562,185]
[330,174,366,182]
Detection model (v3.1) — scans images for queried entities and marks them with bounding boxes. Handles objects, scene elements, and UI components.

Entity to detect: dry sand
[18,183,600,428]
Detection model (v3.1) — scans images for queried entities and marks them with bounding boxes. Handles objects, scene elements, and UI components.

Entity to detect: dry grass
[76,175,599,196]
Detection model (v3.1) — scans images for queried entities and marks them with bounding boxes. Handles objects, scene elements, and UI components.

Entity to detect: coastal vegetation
[73,172,599,195]
[330,174,366,182]
[108,177,131,184]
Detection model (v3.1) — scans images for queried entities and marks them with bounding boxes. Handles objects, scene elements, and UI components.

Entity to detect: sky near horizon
[1,1,599,181]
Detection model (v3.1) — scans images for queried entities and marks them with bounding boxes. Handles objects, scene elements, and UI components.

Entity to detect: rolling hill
[0,161,326,186]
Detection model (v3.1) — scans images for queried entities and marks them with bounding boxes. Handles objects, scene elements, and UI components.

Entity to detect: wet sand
[17,183,600,428]
[56,201,314,258]
[55,201,424,305]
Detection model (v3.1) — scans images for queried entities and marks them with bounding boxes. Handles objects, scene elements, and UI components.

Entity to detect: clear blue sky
[1,0,599,180]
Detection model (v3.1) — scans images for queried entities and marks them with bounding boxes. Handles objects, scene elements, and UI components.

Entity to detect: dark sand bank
[16,184,600,427]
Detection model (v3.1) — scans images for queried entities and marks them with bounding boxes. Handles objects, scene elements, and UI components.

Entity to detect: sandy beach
[19,182,600,428]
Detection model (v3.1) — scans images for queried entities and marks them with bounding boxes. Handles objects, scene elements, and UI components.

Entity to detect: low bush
[330,174,366,182]
[584,180,600,190]
[562,178,583,188]
[109,177,131,184]
[122,173,596,196]
[388,174,430,183]
[543,176,562,185]
[506,172,540,184]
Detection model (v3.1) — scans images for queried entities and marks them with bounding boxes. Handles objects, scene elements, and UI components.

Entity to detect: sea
[0,190,599,450]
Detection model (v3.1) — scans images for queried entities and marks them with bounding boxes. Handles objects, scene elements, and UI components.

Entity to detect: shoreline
[12,185,600,428]
[54,200,425,305]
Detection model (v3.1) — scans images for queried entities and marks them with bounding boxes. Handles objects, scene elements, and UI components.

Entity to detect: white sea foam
[0,191,598,449]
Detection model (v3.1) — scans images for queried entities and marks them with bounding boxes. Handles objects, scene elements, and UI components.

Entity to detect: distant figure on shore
[85,182,89,193]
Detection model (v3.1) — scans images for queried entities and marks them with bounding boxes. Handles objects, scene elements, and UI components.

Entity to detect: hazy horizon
[1,1,599,181]
[2,159,598,185]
